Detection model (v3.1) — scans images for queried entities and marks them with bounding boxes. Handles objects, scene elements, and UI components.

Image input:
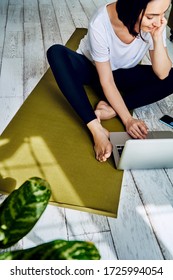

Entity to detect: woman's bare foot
[95,100,116,122]
[87,119,113,162]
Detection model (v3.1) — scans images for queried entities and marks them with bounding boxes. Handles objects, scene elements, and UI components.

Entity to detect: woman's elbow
[156,68,172,80]
[158,73,169,80]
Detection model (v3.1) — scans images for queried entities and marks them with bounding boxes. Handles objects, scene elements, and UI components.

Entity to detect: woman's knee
[47,44,66,63]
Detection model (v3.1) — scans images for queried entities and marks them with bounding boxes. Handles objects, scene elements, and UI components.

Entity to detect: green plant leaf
[0,240,101,260]
[0,177,51,248]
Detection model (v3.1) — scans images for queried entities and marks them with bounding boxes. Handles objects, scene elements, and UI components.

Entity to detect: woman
[47,0,173,162]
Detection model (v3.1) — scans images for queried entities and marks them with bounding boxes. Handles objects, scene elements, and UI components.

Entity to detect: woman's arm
[95,60,148,139]
[149,17,172,79]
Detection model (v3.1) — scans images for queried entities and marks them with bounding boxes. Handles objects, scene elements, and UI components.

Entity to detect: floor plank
[24,0,46,98]
[66,0,88,28]
[0,0,8,72]
[23,204,67,249]
[132,169,173,259]
[38,0,62,53]
[52,0,76,45]
[0,96,23,134]
[65,208,110,237]
[79,0,97,19]
[108,171,164,260]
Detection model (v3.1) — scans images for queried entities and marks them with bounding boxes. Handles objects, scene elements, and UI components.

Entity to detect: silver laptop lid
[118,138,173,170]
[110,131,173,170]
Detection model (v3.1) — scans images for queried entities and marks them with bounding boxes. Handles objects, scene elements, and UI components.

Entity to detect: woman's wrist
[152,35,164,45]
[121,115,133,126]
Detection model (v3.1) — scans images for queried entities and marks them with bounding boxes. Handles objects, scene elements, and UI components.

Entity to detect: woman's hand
[150,17,167,41]
[125,117,148,139]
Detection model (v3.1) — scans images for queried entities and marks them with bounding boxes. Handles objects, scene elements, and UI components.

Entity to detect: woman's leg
[113,65,173,110]
[47,45,97,124]
[95,101,117,121]
[95,65,173,121]
[47,45,112,162]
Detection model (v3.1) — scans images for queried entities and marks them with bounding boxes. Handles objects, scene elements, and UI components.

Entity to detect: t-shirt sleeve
[88,22,110,62]
[148,27,167,50]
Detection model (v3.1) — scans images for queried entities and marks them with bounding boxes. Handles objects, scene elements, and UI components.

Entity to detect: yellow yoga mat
[0,29,124,217]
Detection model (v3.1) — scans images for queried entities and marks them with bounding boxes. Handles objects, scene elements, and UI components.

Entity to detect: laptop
[110,131,173,170]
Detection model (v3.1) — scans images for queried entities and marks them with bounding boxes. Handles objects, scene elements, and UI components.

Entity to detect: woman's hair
[116,0,153,36]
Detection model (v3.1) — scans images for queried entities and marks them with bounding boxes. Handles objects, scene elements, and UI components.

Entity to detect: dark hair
[116,0,152,36]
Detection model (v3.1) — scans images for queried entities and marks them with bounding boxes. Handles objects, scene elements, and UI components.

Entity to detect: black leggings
[47,44,173,124]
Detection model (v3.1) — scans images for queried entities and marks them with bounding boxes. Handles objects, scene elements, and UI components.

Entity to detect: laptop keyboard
[116,145,124,157]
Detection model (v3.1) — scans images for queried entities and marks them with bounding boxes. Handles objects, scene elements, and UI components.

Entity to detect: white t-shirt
[77,4,167,70]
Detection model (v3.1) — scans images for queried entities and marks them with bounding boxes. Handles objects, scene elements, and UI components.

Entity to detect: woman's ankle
[87,118,106,136]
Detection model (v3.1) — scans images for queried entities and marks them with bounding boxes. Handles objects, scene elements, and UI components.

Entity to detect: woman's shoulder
[89,4,108,29]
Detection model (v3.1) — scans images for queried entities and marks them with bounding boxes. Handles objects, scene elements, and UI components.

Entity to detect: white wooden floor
[0,0,173,260]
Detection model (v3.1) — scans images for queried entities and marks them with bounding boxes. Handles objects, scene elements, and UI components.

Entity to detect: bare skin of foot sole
[95,100,117,122]
[87,119,113,162]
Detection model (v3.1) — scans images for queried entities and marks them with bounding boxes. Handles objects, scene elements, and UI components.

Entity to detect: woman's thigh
[112,65,159,91]
[113,65,173,109]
